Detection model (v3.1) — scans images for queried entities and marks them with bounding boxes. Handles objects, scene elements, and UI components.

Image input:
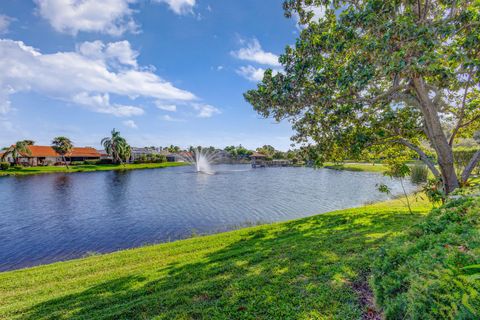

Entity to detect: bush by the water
[410,163,428,184]
[97,159,113,165]
[372,196,480,319]
[134,154,167,164]
[83,160,99,165]
[0,162,10,170]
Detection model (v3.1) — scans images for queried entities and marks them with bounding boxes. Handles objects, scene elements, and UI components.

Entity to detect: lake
[0,164,416,271]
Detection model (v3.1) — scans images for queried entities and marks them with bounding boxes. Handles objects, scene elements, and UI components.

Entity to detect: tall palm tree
[1,140,32,164]
[101,129,130,165]
[52,137,73,169]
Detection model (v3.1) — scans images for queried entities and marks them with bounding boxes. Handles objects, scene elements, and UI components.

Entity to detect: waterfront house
[0,151,12,163]
[15,146,101,166]
[250,152,267,168]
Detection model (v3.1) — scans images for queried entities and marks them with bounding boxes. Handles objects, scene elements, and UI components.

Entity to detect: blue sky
[0,0,300,150]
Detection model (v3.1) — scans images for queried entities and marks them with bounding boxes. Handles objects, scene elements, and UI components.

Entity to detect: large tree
[244,0,480,194]
[101,129,131,165]
[52,136,73,169]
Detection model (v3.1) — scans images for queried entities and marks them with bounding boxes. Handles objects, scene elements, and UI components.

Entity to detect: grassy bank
[0,197,431,319]
[324,162,388,173]
[0,162,187,176]
[372,194,480,319]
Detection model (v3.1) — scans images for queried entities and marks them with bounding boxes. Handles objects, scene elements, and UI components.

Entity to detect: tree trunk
[412,77,460,194]
[63,155,69,169]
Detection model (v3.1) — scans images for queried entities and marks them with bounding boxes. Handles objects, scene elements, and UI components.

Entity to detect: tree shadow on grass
[22,210,424,320]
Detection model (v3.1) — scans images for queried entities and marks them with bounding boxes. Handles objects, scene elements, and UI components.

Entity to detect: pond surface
[0,164,416,271]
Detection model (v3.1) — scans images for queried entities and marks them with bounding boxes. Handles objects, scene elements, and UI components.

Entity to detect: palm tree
[101,129,130,165]
[1,140,32,164]
[22,140,35,146]
[168,145,181,153]
[52,137,73,169]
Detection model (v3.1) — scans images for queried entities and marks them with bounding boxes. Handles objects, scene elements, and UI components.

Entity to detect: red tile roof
[69,147,101,157]
[20,146,101,158]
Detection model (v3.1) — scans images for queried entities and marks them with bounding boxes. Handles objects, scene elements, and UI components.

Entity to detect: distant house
[0,151,12,163]
[14,146,101,166]
[164,152,182,162]
[250,152,267,168]
[98,150,112,161]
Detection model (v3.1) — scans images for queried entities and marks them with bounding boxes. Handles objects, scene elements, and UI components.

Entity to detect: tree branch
[358,84,407,105]
[393,138,441,178]
[461,150,480,183]
[449,73,472,146]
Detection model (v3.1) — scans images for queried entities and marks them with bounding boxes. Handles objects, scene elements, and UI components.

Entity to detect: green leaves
[245,0,480,193]
[51,136,73,156]
[101,129,131,164]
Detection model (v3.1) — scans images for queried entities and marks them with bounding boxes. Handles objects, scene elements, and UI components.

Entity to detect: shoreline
[0,195,431,319]
[0,194,430,274]
[0,162,188,177]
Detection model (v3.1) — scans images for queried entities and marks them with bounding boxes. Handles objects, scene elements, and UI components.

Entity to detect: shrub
[83,160,98,165]
[0,162,10,170]
[97,159,113,165]
[454,147,480,174]
[410,163,428,184]
[134,154,166,164]
[70,161,84,166]
[155,155,167,163]
[372,196,480,319]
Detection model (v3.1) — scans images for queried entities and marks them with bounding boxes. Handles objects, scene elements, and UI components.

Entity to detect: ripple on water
[0,164,416,271]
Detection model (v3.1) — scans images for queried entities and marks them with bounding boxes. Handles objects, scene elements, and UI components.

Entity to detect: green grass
[324,162,388,173]
[372,195,480,319]
[0,197,432,319]
[0,162,187,176]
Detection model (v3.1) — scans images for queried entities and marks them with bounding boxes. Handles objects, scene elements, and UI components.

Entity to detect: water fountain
[179,148,222,174]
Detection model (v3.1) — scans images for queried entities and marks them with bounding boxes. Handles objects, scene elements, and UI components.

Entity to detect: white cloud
[77,40,138,67]
[192,103,220,118]
[160,114,184,122]
[236,65,281,82]
[231,38,280,67]
[72,92,144,117]
[34,0,138,36]
[0,15,14,34]
[154,0,195,15]
[155,103,177,112]
[123,119,138,128]
[236,65,267,82]
[0,39,196,117]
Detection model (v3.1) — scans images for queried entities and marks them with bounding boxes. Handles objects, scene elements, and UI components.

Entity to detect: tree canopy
[245,0,480,193]
[52,136,73,168]
[101,129,131,165]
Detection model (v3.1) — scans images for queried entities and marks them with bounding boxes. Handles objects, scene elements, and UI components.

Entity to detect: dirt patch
[352,276,383,320]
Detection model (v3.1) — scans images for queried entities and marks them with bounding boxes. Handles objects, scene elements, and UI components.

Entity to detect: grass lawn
[324,162,388,173]
[0,162,187,176]
[0,197,432,319]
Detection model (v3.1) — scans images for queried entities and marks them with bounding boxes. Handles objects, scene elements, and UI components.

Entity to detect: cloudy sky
[0,0,299,150]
